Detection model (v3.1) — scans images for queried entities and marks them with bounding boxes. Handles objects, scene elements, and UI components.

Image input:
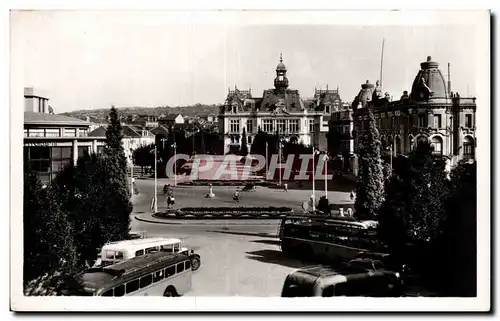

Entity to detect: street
[130,178,353,296]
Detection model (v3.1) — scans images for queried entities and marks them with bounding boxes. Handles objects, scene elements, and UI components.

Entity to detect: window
[78,146,89,158]
[463,136,475,160]
[125,280,139,294]
[79,129,88,137]
[431,136,443,155]
[229,119,240,133]
[105,251,115,259]
[246,119,254,134]
[433,115,442,128]
[247,136,252,144]
[135,249,144,257]
[309,119,315,133]
[50,147,72,181]
[114,285,125,297]
[102,289,113,297]
[418,114,426,128]
[64,128,77,137]
[45,129,60,137]
[289,119,299,133]
[185,260,191,270]
[177,262,185,273]
[325,105,331,114]
[115,252,124,260]
[165,265,176,277]
[276,119,285,133]
[29,129,45,137]
[145,247,158,254]
[153,270,164,283]
[262,119,273,133]
[140,274,153,288]
[465,114,473,128]
[24,129,28,137]
[173,243,180,252]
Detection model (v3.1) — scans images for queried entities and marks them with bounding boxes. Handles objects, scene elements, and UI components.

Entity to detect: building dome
[410,56,448,100]
[352,80,375,109]
[276,53,287,71]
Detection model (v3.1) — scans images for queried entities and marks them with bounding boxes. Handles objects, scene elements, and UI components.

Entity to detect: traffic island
[153,206,294,220]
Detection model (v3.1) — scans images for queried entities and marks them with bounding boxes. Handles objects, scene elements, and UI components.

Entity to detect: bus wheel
[191,256,201,271]
[163,287,177,297]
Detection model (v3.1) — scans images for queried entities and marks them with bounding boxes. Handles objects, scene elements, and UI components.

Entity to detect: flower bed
[177,180,265,187]
[154,206,293,219]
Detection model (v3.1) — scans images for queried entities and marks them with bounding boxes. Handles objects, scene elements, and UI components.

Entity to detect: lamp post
[172,142,177,186]
[311,145,316,212]
[265,141,269,180]
[154,144,158,213]
[130,148,134,196]
[324,153,329,198]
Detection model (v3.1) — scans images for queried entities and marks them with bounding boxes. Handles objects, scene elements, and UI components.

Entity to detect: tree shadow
[251,239,281,246]
[245,249,317,269]
[208,230,277,238]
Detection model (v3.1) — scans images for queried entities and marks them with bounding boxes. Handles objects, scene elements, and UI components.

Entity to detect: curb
[133,215,281,226]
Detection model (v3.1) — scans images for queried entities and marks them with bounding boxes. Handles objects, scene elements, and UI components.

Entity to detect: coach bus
[279,216,386,262]
[61,252,192,297]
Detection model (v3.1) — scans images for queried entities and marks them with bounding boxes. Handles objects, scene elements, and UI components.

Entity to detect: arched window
[463,136,475,160]
[430,136,443,155]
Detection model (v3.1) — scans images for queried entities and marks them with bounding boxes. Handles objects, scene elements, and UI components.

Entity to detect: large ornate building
[352,56,476,168]
[218,55,341,154]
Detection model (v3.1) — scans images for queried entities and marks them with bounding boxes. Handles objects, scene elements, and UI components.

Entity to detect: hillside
[61,104,220,120]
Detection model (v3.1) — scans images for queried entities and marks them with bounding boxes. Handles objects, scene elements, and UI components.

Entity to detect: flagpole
[154,144,158,213]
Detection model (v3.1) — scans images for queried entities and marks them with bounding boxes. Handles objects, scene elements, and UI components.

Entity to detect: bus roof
[80,252,189,292]
[282,216,378,229]
[101,237,182,253]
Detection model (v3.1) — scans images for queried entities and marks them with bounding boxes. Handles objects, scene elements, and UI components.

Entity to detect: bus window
[140,274,153,288]
[115,252,124,260]
[105,251,115,259]
[102,289,113,297]
[161,245,173,253]
[114,285,125,297]
[153,270,164,282]
[185,260,191,270]
[165,265,176,278]
[126,279,139,294]
[145,247,158,254]
[173,243,180,252]
[135,249,144,257]
[177,262,185,273]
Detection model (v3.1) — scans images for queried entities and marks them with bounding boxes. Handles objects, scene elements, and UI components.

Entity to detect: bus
[279,216,386,263]
[281,264,403,297]
[61,252,192,297]
[94,237,201,271]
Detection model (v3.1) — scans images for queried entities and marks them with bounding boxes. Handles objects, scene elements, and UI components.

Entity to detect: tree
[436,160,477,296]
[317,196,330,215]
[378,141,450,274]
[240,127,249,156]
[250,127,267,156]
[132,144,155,174]
[23,171,77,294]
[354,108,385,219]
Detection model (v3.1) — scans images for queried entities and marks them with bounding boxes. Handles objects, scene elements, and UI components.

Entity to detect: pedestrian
[339,207,344,217]
[283,183,288,192]
[346,207,353,217]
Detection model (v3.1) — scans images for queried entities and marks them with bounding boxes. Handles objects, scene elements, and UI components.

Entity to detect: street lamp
[311,145,320,211]
[129,148,134,196]
[265,141,269,180]
[324,153,329,199]
[171,141,177,186]
[150,144,158,213]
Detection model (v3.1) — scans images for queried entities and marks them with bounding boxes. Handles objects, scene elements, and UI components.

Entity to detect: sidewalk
[134,213,281,226]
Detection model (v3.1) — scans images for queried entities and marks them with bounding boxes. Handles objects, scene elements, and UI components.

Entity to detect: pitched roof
[24,112,90,126]
[150,126,169,136]
[88,126,106,137]
[162,114,182,121]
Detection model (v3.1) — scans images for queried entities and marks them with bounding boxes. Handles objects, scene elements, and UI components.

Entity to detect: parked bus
[279,216,386,262]
[94,237,201,271]
[61,252,192,297]
[281,264,403,297]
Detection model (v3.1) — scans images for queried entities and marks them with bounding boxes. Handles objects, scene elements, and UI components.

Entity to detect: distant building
[23,87,106,183]
[352,56,476,170]
[158,114,184,127]
[88,124,155,163]
[328,102,354,171]
[218,54,338,154]
[134,115,158,129]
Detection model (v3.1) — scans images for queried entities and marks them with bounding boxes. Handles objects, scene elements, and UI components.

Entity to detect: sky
[11,11,483,113]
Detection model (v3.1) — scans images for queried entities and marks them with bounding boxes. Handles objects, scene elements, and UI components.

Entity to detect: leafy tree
[250,127,267,156]
[378,141,450,273]
[23,171,77,293]
[132,144,155,174]
[317,196,330,215]
[436,160,477,296]
[354,108,384,219]
[240,127,249,156]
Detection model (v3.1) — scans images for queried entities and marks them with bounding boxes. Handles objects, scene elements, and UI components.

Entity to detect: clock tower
[274,53,289,92]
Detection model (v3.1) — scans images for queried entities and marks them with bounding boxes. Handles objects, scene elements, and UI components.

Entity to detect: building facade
[23,87,106,183]
[352,56,476,168]
[218,55,340,154]
[327,102,355,171]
